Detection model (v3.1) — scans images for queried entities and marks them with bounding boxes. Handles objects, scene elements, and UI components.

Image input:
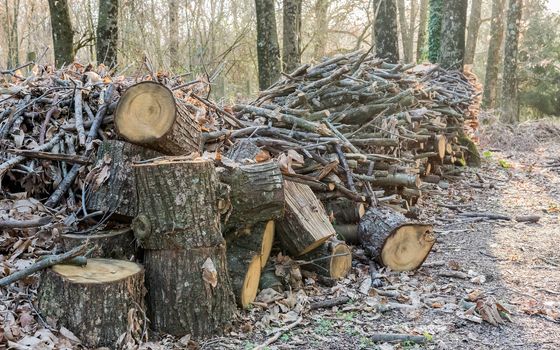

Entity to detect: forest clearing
[0,0,559,349]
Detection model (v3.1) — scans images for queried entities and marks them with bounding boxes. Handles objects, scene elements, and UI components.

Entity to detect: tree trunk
[60,228,138,260]
[416,0,429,62]
[482,0,505,109]
[358,206,434,271]
[144,246,236,337]
[47,0,74,67]
[439,0,468,70]
[96,0,119,67]
[313,0,329,59]
[299,238,352,279]
[408,0,418,63]
[226,244,262,308]
[464,0,482,65]
[375,0,400,63]
[5,0,20,68]
[282,0,302,73]
[427,0,443,63]
[277,181,335,256]
[86,140,161,220]
[397,0,414,63]
[38,259,145,348]
[114,81,202,155]
[255,0,281,89]
[168,0,179,69]
[501,0,523,123]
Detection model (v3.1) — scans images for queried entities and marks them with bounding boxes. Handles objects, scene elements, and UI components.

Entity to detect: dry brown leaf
[202,258,218,288]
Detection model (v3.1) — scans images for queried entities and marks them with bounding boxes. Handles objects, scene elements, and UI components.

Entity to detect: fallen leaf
[202,258,218,288]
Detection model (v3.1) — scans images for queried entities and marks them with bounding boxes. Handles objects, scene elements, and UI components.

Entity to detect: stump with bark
[358,206,435,271]
[300,238,352,279]
[60,228,137,260]
[37,259,145,348]
[115,81,202,155]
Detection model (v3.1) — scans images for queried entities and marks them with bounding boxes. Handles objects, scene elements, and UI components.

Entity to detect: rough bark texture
[96,0,119,67]
[168,0,179,68]
[416,0,429,62]
[47,0,74,67]
[277,181,335,256]
[259,270,284,292]
[464,0,482,65]
[375,0,400,63]
[86,140,161,220]
[61,228,137,260]
[255,0,281,89]
[439,0,468,70]
[397,0,414,63]
[225,139,261,162]
[225,221,275,269]
[501,0,523,123]
[313,0,329,59]
[226,244,261,308]
[133,159,223,249]
[334,224,359,245]
[144,246,236,337]
[5,1,20,68]
[427,0,443,63]
[282,0,302,73]
[38,259,145,348]
[218,161,284,230]
[482,0,505,108]
[299,238,352,279]
[324,199,366,224]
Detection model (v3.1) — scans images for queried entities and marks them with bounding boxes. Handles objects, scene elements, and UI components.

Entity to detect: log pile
[0,52,481,347]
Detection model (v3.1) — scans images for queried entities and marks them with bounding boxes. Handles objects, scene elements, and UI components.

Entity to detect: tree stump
[60,228,137,260]
[144,246,236,337]
[132,158,223,249]
[226,244,261,308]
[300,238,352,279]
[114,81,202,155]
[277,181,335,256]
[358,206,435,271]
[37,259,144,348]
[86,140,161,220]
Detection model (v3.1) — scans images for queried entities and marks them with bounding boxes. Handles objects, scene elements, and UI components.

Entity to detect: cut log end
[51,259,142,284]
[330,242,352,279]
[261,221,275,268]
[381,224,435,271]
[240,255,262,308]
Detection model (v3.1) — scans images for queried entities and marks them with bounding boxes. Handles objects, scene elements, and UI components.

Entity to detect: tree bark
[299,238,352,279]
[313,0,329,59]
[4,0,20,68]
[255,0,281,89]
[439,0,468,70]
[482,0,505,109]
[427,0,443,63]
[226,244,262,308]
[60,228,138,260]
[282,0,302,73]
[501,0,523,123]
[226,221,275,269]
[96,0,119,67]
[168,0,179,69]
[464,0,482,65]
[324,199,366,224]
[416,0,429,62]
[397,0,414,63]
[47,0,74,67]
[38,259,145,348]
[375,0,400,63]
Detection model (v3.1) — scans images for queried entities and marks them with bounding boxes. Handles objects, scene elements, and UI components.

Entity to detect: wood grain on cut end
[300,238,352,279]
[330,241,352,279]
[381,225,435,271]
[51,258,141,284]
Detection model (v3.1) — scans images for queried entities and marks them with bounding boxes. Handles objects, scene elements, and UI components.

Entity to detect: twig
[0,217,52,229]
[309,296,350,310]
[254,317,303,350]
[370,333,426,344]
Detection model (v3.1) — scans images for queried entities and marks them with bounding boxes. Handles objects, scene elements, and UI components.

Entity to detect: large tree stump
[300,238,352,279]
[60,228,137,260]
[37,259,144,348]
[358,206,435,271]
[144,246,236,337]
[277,181,335,256]
[218,161,284,230]
[114,81,202,155]
[226,244,261,308]
[86,140,161,220]
[132,158,223,249]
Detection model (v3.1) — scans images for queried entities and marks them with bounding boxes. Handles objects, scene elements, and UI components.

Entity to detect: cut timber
[225,139,262,162]
[334,224,359,245]
[226,244,262,308]
[218,161,284,230]
[325,199,366,224]
[144,246,235,337]
[133,158,223,249]
[115,81,202,155]
[358,206,435,271]
[300,238,352,279]
[86,140,161,220]
[61,228,137,260]
[277,181,335,256]
[38,259,144,348]
[433,135,447,160]
[226,221,275,269]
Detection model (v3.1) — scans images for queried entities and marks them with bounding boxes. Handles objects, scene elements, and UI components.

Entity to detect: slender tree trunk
[416,0,428,62]
[464,0,483,65]
[397,0,411,62]
[427,0,443,63]
[408,0,418,62]
[313,0,329,59]
[5,0,20,68]
[282,0,302,73]
[47,0,74,67]
[96,0,119,68]
[438,0,468,70]
[482,0,505,109]
[375,0,399,63]
[255,0,281,90]
[169,0,179,69]
[501,0,523,123]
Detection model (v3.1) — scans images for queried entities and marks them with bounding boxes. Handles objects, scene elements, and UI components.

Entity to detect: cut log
[299,238,352,279]
[132,158,223,249]
[60,228,137,260]
[259,269,284,293]
[218,161,284,230]
[226,244,262,308]
[114,81,202,155]
[225,139,262,162]
[358,206,435,271]
[226,220,275,269]
[334,224,359,244]
[37,259,144,348]
[86,140,161,220]
[144,245,235,337]
[325,199,366,224]
[277,181,335,256]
